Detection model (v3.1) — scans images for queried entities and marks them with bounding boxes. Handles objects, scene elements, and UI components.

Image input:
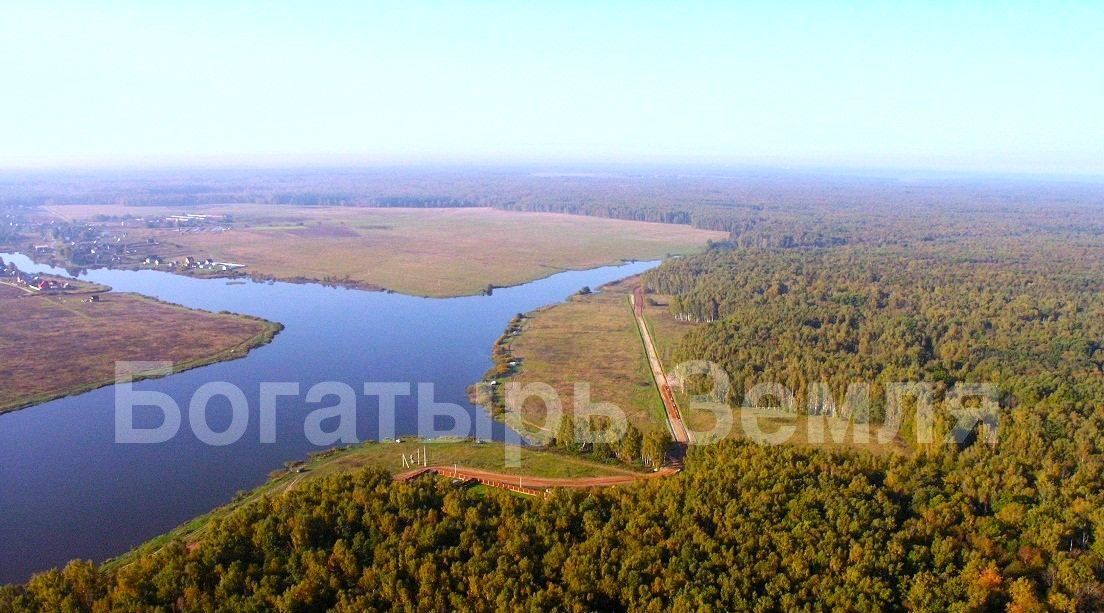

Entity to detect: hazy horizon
[2,162,1103,186]
[3,2,1102,175]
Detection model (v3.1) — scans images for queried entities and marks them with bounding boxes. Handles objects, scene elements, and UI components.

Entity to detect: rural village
[1,209,246,275]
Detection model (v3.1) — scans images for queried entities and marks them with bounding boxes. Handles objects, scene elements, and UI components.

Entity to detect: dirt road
[630,292,691,444]
[395,464,678,496]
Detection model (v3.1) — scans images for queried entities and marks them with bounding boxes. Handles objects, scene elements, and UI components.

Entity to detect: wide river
[0,253,658,583]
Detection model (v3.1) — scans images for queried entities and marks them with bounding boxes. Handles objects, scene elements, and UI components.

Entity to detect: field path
[631,288,691,444]
[394,464,678,496]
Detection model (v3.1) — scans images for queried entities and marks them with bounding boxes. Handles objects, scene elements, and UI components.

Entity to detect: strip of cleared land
[0,281,280,414]
[41,205,728,297]
[631,290,690,443]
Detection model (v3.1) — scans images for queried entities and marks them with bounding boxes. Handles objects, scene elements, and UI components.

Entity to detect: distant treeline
[6,168,1102,247]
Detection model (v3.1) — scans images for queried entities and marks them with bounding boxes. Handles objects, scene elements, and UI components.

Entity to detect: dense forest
[647,239,1104,412]
[2,438,1099,611]
[638,202,1104,608]
[3,169,1104,609]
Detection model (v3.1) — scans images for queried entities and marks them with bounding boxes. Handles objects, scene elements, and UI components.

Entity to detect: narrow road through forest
[631,289,691,444]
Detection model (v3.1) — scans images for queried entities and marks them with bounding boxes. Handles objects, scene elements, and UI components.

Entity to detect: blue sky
[1,1,1101,174]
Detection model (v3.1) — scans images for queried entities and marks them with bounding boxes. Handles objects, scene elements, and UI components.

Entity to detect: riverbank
[0,271,282,415]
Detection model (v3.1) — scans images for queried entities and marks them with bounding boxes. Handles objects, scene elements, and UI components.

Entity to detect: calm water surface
[0,253,657,583]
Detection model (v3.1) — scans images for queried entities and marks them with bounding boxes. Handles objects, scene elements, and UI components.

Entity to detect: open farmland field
[0,288,280,413]
[0,283,25,298]
[42,205,728,297]
[492,278,667,439]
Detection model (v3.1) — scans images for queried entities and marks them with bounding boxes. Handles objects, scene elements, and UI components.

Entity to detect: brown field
[0,284,25,298]
[43,205,727,297]
[500,277,667,439]
[0,289,280,413]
